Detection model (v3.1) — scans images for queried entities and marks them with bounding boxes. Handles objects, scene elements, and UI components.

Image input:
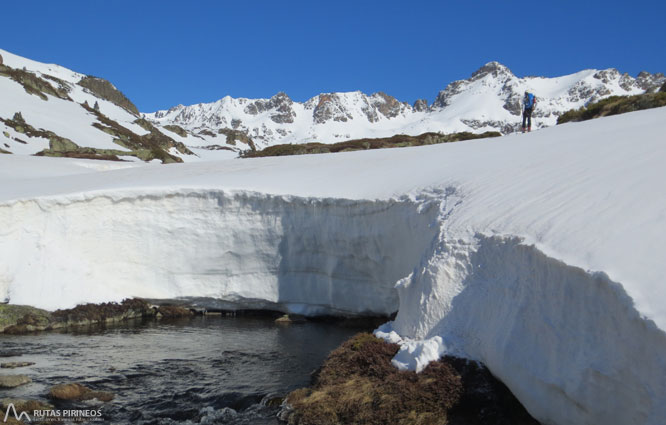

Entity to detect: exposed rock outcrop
[413,98,428,112]
[78,75,139,115]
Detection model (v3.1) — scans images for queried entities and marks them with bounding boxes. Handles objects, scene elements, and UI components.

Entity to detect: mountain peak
[470,61,513,80]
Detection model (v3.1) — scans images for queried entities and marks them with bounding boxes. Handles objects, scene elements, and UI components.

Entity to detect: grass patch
[557,92,666,124]
[243,131,500,158]
[284,333,540,425]
[285,333,462,425]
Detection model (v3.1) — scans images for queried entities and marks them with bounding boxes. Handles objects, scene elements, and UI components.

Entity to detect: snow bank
[1,107,666,425]
[0,190,438,314]
[379,234,666,424]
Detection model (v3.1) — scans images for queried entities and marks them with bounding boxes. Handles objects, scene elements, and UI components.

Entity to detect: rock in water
[48,383,114,402]
[0,398,53,413]
[0,375,31,388]
[1,362,35,369]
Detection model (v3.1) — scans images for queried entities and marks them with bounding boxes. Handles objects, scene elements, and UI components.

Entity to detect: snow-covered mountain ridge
[1,47,663,160]
[0,48,197,163]
[147,61,665,148]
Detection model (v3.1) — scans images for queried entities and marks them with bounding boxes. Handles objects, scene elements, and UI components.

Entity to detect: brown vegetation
[51,298,153,324]
[156,305,195,318]
[285,333,462,425]
[557,92,666,124]
[1,299,157,334]
[243,131,500,158]
[283,333,540,425]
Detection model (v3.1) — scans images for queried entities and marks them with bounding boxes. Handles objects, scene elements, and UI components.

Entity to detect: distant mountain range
[1,47,663,161]
[146,61,664,149]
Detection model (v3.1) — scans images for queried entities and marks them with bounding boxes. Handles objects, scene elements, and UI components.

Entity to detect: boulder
[0,375,31,388]
[1,398,53,413]
[275,314,307,324]
[48,383,114,402]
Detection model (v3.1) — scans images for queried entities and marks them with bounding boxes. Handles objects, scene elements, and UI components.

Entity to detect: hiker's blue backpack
[525,93,535,109]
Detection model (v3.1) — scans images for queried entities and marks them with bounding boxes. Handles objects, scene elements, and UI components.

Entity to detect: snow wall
[0,189,439,315]
[1,188,664,425]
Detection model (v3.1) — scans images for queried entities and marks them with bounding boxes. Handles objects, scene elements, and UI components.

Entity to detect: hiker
[522,91,536,132]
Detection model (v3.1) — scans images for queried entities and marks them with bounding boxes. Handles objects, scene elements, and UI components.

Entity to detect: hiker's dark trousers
[522,107,533,129]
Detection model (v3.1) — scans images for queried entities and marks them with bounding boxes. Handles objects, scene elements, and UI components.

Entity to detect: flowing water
[0,315,369,424]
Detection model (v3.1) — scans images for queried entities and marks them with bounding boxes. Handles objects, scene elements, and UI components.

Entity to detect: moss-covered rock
[0,111,125,161]
[0,299,157,334]
[0,398,53,413]
[82,103,192,163]
[0,64,71,101]
[163,124,188,138]
[0,304,52,333]
[78,75,139,115]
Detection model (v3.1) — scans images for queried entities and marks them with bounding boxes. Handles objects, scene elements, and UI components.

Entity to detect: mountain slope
[147,62,665,149]
[0,49,195,163]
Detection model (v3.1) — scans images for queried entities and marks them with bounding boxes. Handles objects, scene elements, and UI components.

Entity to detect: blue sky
[2,1,664,112]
